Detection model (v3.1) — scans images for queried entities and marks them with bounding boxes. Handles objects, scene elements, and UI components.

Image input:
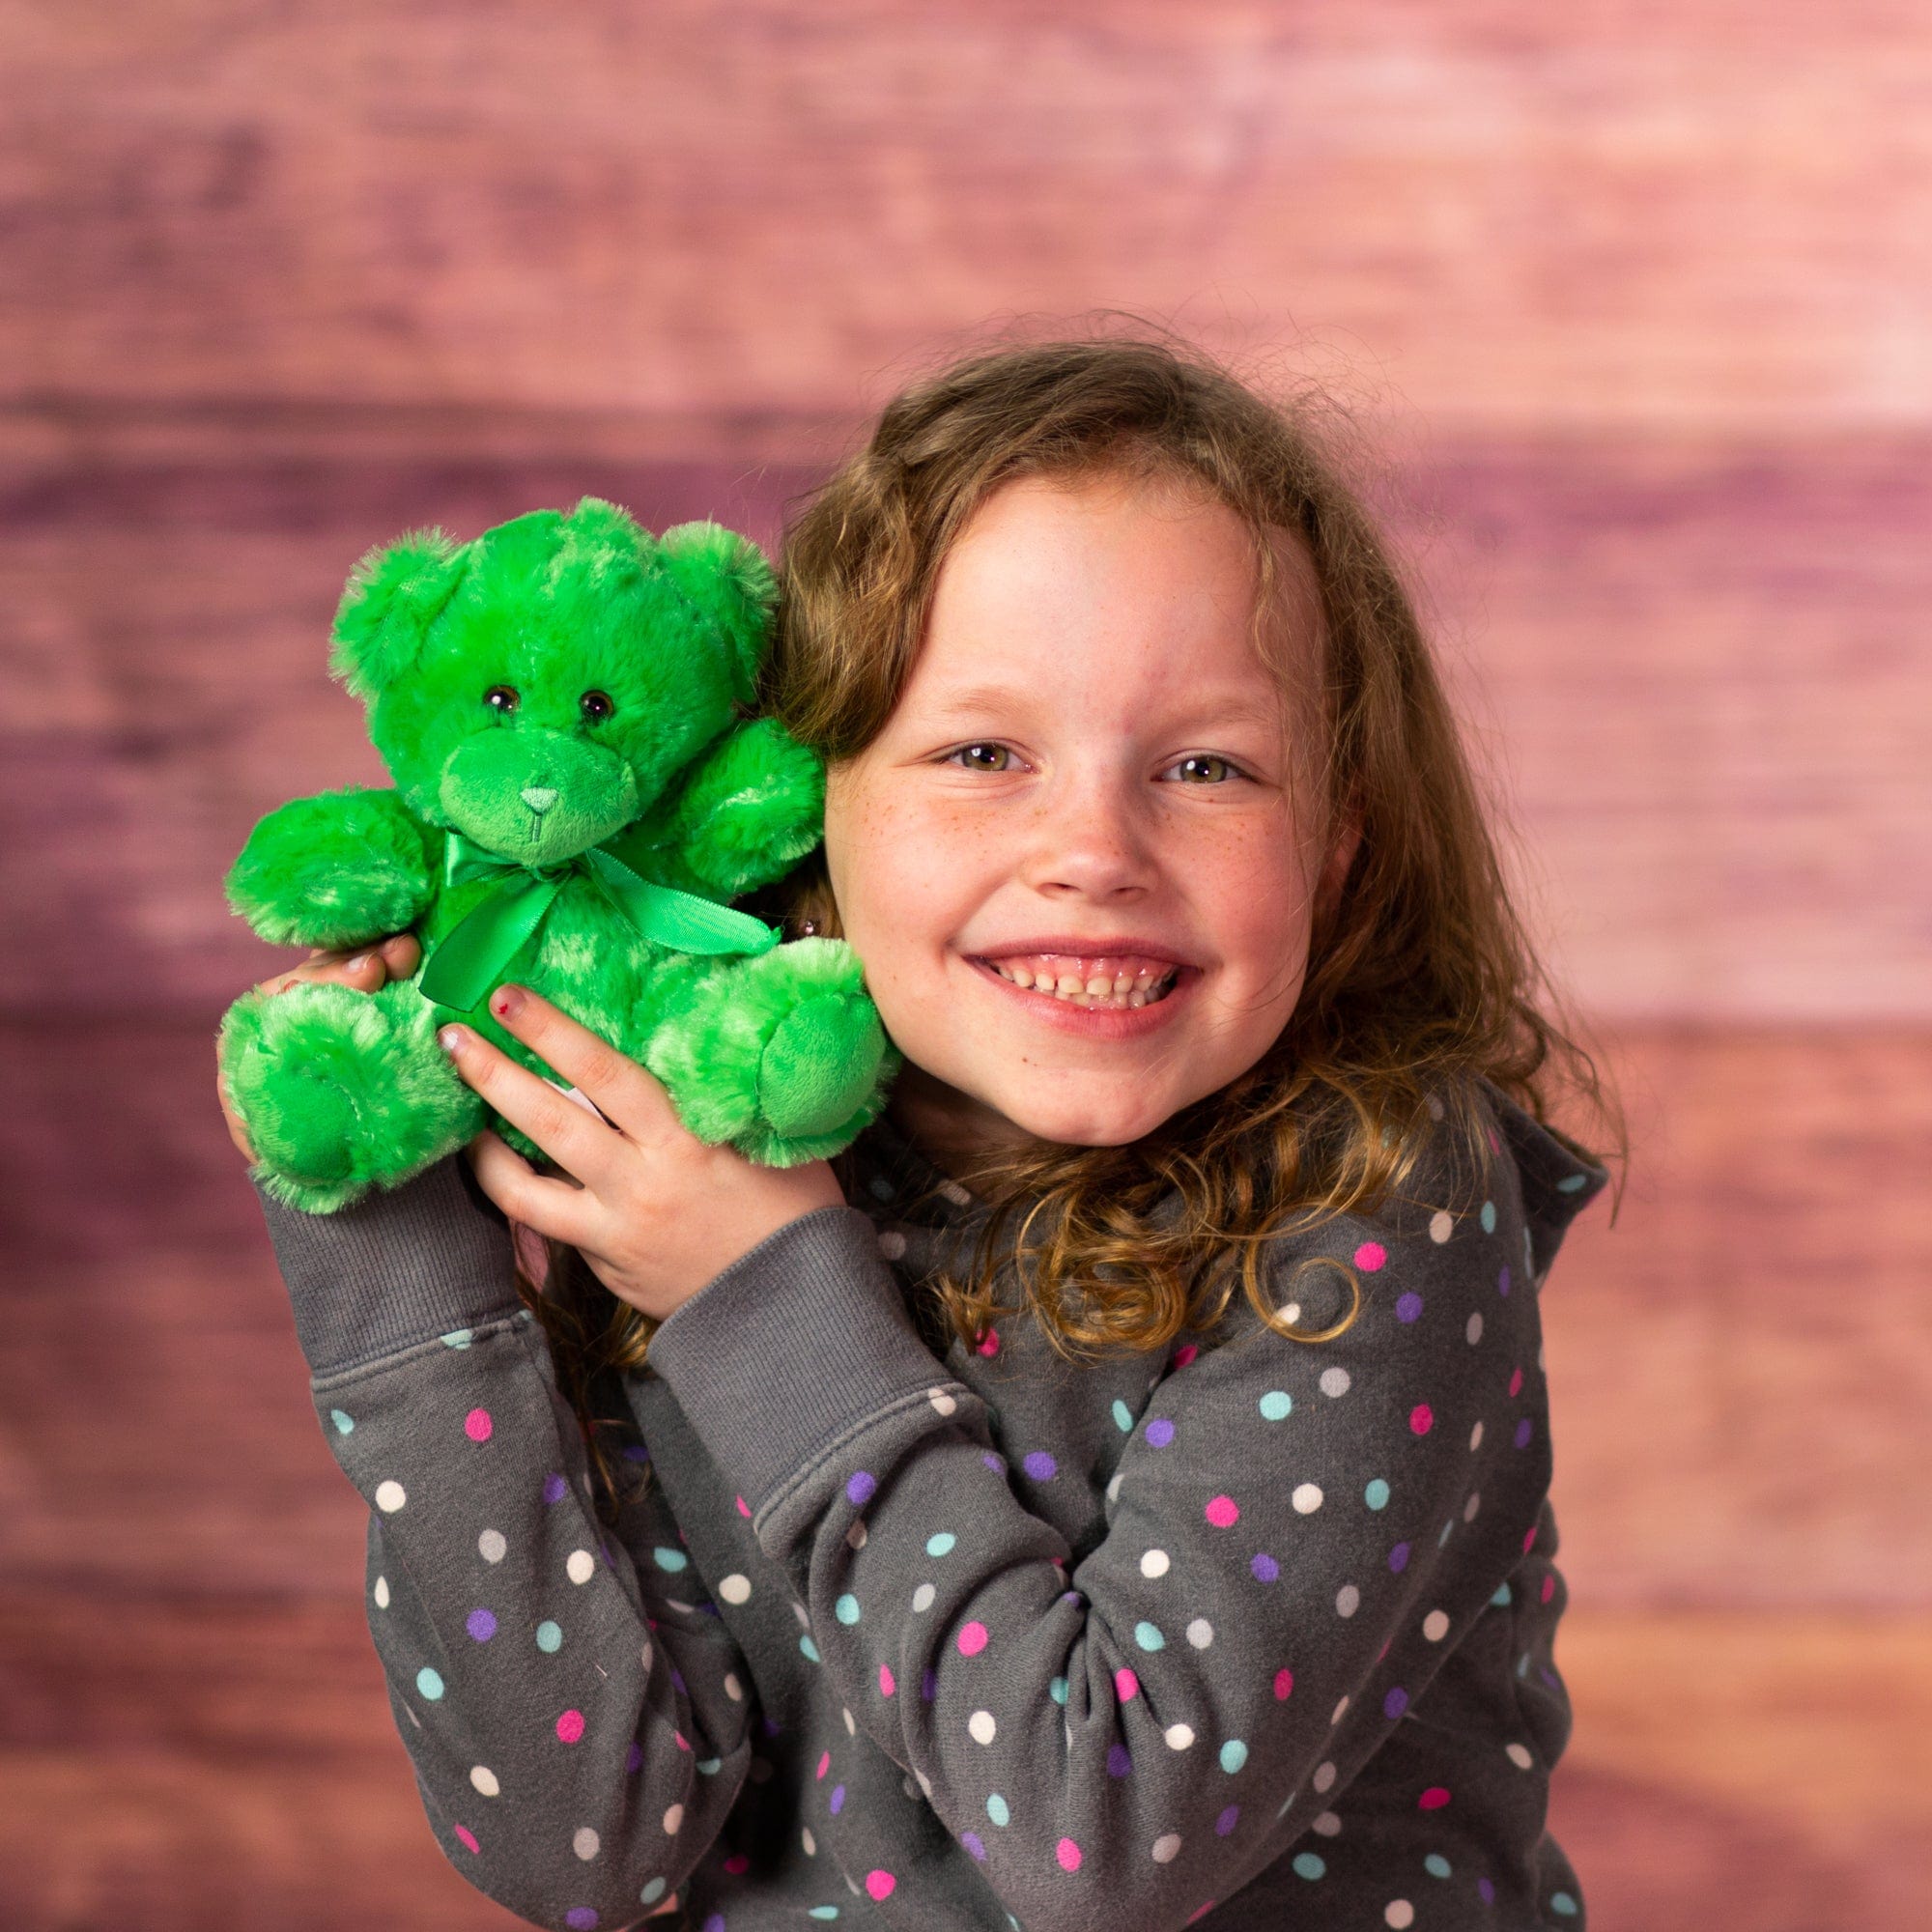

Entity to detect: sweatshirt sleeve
[642,1099,1608,1932]
[251,1155,756,1930]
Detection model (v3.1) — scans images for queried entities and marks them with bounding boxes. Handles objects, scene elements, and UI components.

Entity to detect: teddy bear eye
[580,690,614,722]
[484,685,520,714]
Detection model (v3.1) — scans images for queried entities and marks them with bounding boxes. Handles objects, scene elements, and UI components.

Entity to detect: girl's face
[823,468,1359,1171]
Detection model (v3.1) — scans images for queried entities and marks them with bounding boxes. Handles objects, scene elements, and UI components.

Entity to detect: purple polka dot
[962,1832,986,1861]
[922,1667,938,1702]
[981,1452,1004,1473]
[626,1742,643,1774]
[466,1607,497,1642]
[830,1783,846,1813]
[620,1443,650,1463]
[1145,1418,1176,1448]
[1540,1664,1560,1690]
[1396,1292,1423,1322]
[1384,1686,1408,1719]
[1389,1542,1410,1574]
[1497,1265,1512,1296]
[1479,1879,1496,1904]
[703,1917,724,1932]
[543,1472,569,1504]
[1215,1804,1240,1835]
[1251,1552,1280,1583]
[1515,1418,1534,1448]
[761,1715,781,1737]
[669,1665,686,1695]
[1061,1589,1083,1605]
[1107,1743,1132,1777]
[846,1470,877,1508]
[1021,1450,1058,1481]
[565,1913,597,1930]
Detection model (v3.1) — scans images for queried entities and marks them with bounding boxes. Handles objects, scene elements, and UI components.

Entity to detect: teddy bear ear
[328,528,469,699]
[654,521,779,705]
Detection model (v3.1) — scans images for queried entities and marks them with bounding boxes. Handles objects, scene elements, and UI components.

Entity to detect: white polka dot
[842,1705,856,1736]
[373,1576,390,1609]
[640,1639,652,1669]
[566,1548,596,1585]
[1422,1609,1451,1642]
[1107,1471,1124,1502]
[913,1582,936,1612]
[1312,1761,1337,1792]
[470,1765,500,1797]
[1320,1367,1350,1399]
[1426,1093,1445,1121]
[969,1709,997,1744]
[1313,1809,1342,1836]
[478,1529,506,1563]
[375,1480,407,1513]
[1151,1833,1182,1862]
[1140,1548,1171,1578]
[927,1388,957,1417]
[846,1520,867,1549]
[724,1672,744,1702]
[1278,1302,1302,1325]
[1469,1420,1485,1451]
[1186,1618,1214,1649]
[1386,1901,1415,1928]
[1463,1490,1481,1521]
[719,1574,752,1605]
[663,1803,685,1835]
[1337,1582,1361,1621]
[574,1827,600,1861]
[1429,1209,1454,1243]
[877,1229,907,1261]
[1506,1741,1534,1769]
[1331,1694,1350,1724]
[1293,1482,1324,1514]
[939,1179,974,1206]
[793,1601,811,1629]
[802,1827,816,1856]
[1164,1723,1196,1750]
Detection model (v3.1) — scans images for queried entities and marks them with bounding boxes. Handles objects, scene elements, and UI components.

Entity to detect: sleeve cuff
[644,1205,961,1512]
[251,1155,523,1376]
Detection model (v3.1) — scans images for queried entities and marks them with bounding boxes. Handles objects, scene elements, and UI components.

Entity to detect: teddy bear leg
[218,980,485,1212]
[643,938,896,1167]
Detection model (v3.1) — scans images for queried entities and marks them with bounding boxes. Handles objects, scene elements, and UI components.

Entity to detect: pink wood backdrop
[3,4,1927,1927]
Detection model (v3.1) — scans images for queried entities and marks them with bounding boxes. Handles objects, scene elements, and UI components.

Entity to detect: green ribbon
[417,829,779,1013]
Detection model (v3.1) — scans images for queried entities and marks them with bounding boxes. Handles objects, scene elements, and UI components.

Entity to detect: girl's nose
[1018,772,1154,902]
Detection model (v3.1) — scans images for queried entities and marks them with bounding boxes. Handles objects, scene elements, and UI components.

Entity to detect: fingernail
[438,1025,466,1053]
[346,953,371,973]
[491,984,525,1020]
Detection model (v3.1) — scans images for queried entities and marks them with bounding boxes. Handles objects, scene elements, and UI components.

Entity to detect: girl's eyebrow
[923,682,1287,733]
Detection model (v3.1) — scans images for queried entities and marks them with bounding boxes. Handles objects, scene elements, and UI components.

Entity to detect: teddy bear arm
[225,786,440,950]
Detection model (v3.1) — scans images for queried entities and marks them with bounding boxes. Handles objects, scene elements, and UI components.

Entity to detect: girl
[224,334,1624,1932]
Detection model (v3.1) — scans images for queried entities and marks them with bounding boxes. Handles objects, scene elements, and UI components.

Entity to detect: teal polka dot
[329,1408,355,1435]
[415,1666,444,1700]
[536,1620,562,1653]
[1292,1852,1325,1880]
[1480,1200,1497,1234]
[640,1878,667,1904]
[1219,1739,1248,1773]
[440,1328,473,1350]
[926,1532,957,1557]
[1112,1400,1134,1433]
[1557,1173,1587,1192]
[1551,1893,1579,1917]
[1425,1853,1452,1877]
[652,1547,688,1573]
[1258,1390,1293,1421]
[1049,1676,1069,1705]
[800,1634,820,1662]
[1492,1581,1513,1606]
[835,1593,862,1625]
[987,1792,1010,1827]
[1135,1621,1166,1652]
[809,1909,840,1920]
[1364,1478,1390,1510]
[696,1755,722,1775]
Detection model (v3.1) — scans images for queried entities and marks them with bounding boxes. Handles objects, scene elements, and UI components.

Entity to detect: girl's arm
[252,1154,751,1926]
[640,1094,1608,1932]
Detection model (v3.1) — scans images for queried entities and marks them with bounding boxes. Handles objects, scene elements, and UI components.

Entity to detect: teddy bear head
[328,497,776,868]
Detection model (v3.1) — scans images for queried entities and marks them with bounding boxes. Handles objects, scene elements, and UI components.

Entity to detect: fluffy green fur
[218,498,898,1213]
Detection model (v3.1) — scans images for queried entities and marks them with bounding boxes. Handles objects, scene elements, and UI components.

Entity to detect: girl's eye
[580,690,614,722]
[946,743,1013,772]
[484,685,520,714]
[1167,753,1240,784]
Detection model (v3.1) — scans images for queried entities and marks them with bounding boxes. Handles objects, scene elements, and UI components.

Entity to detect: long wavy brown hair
[517,325,1629,1527]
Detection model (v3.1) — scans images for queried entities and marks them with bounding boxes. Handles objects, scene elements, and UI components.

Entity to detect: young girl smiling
[229,334,1623,1931]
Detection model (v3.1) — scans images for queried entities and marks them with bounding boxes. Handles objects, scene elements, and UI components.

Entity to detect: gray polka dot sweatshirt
[250,1076,1608,1932]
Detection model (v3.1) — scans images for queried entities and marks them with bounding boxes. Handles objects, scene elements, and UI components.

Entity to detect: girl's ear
[655,521,780,706]
[329,528,470,699]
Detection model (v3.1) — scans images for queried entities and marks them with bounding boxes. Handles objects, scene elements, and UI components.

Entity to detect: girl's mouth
[972,952,1182,1011]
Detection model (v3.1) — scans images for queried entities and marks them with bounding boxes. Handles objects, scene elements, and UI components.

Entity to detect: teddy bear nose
[521,786,559,814]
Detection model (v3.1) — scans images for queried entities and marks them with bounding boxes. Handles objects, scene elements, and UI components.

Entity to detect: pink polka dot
[1273,1666,1294,1700]
[464,1407,493,1442]
[673,1729,690,1752]
[1419,1785,1451,1810]
[879,1663,895,1696]
[1174,1343,1199,1368]
[1206,1494,1240,1528]
[1186,1904,1218,1926]
[1115,1666,1140,1703]
[454,1825,479,1854]
[1056,1836,1083,1871]
[1522,1524,1539,1553]
[555,1709,584,1745]
[957,1621,989,1657]
[1487,1126,1501,1153]
[736,1493,751,1517]
[976,1326,1001,1357]
[1541,1574,1556,1604]
[724,1853,750,1874]
[1353,1241,1387,1271]
[816,1750,832,1779]
[867,1869,896,1900]
[1508,1367,1523,1397]
[1409,1404,1434,1435]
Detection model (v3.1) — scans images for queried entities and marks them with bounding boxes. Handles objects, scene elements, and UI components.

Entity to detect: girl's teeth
[981,954,1181,1009]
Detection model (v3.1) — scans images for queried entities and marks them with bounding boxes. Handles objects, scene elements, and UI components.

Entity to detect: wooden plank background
[3,4,1927,1927]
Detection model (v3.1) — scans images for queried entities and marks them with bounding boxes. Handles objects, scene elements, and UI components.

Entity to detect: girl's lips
[964,953,1200,1039]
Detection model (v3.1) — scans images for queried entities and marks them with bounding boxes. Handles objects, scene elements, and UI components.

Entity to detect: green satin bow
[417,829,779,1013]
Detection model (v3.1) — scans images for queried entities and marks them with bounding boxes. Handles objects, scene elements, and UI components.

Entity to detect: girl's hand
[216,934,423,1163]
[441,984,846,1322]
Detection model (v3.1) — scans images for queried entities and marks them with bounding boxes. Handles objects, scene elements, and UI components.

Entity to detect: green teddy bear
[217,497,897,1214]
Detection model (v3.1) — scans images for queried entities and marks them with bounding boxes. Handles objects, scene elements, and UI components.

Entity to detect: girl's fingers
[438,1020,623,1185]
[479,984,683,1148]
[466,1129,597,1248]
[259,933,419,998]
